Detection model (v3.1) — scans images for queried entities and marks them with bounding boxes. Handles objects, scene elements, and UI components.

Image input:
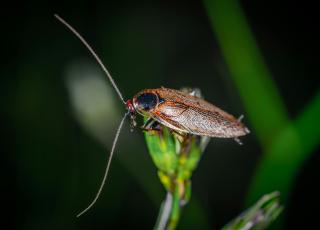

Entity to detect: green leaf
[222,192,283,230]
[145,127,178,175]
[144,117,208,230]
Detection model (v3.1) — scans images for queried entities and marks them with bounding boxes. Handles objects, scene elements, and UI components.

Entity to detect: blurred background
[2,0,319,229]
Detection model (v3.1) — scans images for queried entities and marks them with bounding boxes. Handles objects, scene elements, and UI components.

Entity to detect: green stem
[155,193,173,230]
[145,118,205,229]
[155,189,184,230]
[168,188,183,230]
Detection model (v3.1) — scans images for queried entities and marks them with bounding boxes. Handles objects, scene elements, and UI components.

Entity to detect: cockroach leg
[180,87,202,98]
[140,126,161,132]
[234,137,243,145]
[237,114,244,122]
[141,118,162,133]
[129,115,137,132]
[171,130,189,143]
[190,88,202,98]
[142,117,158,129]
[237,115,250,134]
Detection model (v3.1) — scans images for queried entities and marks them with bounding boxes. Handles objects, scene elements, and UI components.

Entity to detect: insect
[129,88,249,138]
[54,14,250,217]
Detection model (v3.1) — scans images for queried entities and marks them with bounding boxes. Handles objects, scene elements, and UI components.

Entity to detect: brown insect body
[130,87,249,138]
[55,15,250,217]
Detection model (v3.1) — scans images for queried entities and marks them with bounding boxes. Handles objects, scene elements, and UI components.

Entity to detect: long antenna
[77,112,129,217]
[54,14,126,104]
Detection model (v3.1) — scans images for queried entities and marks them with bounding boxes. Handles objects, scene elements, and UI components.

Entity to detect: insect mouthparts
[126,99,135,113]
[125,99,137,131]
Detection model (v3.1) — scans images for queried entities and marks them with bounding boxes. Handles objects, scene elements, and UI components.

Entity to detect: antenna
[77,112,129,217]
[54,14,126,104]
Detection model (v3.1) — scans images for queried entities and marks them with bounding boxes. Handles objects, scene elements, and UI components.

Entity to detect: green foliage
[203,0,320,228]
[222,192,283,230]
[144,122,207,229]
[145,127,178,176]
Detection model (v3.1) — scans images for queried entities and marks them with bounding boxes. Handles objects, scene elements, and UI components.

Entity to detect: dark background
[1,0,319,229]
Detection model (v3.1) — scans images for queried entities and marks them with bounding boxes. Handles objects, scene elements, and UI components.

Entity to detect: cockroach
[54,14,250,217]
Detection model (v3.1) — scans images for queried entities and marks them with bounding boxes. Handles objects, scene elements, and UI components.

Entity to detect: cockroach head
[126,99,137,131]
[126,99,135,113]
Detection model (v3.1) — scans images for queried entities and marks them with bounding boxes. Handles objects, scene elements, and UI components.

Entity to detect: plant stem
[155,192,173,230]
[168,187,183,230]
[155,187,185,230]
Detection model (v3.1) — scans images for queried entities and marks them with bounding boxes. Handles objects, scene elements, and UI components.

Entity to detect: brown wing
[147,88,249,138]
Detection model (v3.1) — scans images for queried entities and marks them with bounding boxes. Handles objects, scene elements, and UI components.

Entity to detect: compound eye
[136,93,158,111]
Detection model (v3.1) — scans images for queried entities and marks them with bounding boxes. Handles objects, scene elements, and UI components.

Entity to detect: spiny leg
[234,137,243,145]
[141,118,162,132]
[237,114,244,122]
[180,87,202,98]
